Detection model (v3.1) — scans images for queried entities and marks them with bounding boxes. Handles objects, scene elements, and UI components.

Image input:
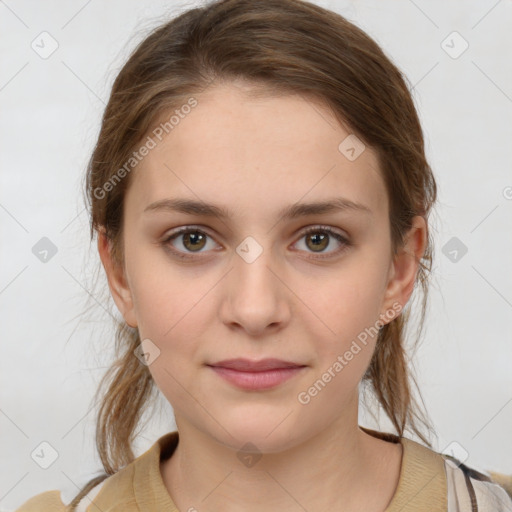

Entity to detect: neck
[160,402,401,511]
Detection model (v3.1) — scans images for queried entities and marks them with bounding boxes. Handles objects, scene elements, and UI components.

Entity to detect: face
[99,80,425,453]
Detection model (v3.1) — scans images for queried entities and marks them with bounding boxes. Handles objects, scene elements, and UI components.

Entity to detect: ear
[97,229,138,328]
[380,216,428,319]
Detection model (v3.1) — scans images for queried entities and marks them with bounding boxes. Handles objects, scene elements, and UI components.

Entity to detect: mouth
[206,358,307,390]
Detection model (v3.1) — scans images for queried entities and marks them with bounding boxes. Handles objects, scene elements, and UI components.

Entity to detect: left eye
[161,225,350,260]
[295,226,350,256]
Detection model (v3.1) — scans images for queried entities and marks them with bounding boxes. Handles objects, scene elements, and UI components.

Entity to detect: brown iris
[182,231,207,252]
[305,232,329,252]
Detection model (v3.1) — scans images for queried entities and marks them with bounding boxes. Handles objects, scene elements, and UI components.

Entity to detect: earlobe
[381,216,427,319]
[97,229,138,328]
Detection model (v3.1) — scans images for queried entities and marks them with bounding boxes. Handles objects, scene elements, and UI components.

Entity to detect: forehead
[126,82,388,223]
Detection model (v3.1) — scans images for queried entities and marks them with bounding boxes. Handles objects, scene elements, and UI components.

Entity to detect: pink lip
[210,358,303,371]
[207,358,307,390]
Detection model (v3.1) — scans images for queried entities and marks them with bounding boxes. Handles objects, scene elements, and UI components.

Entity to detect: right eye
[161,226,220,259]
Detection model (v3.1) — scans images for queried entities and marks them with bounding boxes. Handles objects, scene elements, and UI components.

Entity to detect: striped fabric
[444,458,512,512]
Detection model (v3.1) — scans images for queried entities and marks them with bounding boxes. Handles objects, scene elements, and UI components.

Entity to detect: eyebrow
[143,197,373,220]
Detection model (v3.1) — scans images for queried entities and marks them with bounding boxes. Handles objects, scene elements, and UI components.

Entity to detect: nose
[219,240,291,336]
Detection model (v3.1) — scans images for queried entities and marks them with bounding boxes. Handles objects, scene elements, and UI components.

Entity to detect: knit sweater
[15,427,512,512]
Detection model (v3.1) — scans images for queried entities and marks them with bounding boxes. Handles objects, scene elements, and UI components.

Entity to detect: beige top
[15,427,512,511]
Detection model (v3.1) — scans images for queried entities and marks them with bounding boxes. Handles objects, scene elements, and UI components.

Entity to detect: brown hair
[73,0,438,507]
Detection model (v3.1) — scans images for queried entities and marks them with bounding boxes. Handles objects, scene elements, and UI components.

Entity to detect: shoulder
[14,433,175,512]
[14,464,137,512]
[405,435,512,512]
[392,434,512,511]
[444,458,512,512]
[14,490,68,512]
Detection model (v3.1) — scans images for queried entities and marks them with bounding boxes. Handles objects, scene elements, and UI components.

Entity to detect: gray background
[1,0,511,509]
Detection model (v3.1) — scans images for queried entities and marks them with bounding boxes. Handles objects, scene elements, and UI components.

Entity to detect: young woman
[16,0,512,511]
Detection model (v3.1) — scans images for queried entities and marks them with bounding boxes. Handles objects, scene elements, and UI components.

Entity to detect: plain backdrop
[1,0,511,509]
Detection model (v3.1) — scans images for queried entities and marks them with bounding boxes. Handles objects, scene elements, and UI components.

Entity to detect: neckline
[359,427,447,511]
[359,426,405,512]
[134,427,446,512]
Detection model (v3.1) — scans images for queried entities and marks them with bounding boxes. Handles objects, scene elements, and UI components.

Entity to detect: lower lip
[208,366,306,390]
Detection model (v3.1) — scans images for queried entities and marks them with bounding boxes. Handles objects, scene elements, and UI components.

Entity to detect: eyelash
[160,225,351,261]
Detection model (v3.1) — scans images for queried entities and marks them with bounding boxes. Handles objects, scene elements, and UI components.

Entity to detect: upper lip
[207,358,305,372]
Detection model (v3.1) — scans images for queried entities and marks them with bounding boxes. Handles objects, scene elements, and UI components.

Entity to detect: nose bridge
[233,233,280,295]
[223,233,288,332]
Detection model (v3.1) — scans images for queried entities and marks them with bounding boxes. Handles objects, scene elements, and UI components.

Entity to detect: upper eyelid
[165,224,347,237]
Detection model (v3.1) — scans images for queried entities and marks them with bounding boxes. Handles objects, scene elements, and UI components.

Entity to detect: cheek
[296,260,390,388]
[301,262,387,337]
[128,270,223,407]
[126,239,211,336]
[134,275,212,346]
[130,268,215,404]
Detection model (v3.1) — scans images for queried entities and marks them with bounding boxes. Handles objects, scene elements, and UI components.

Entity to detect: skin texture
[98,80,427,511]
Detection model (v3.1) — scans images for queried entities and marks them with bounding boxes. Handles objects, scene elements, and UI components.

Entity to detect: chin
[209,411,305,455]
